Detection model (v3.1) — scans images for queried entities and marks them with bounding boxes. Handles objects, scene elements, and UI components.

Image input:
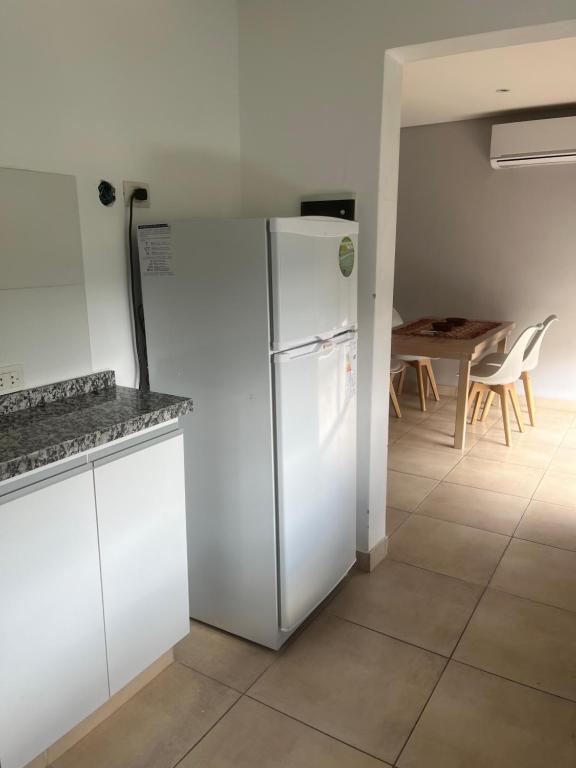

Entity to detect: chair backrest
[489,323,543,384]
[522,314,558,372]
[392,308,403,328]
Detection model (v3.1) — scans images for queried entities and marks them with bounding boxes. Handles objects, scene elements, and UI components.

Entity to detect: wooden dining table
[391,318,515,450]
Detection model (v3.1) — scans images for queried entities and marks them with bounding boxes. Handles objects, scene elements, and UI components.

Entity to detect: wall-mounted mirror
[0,167,91,389]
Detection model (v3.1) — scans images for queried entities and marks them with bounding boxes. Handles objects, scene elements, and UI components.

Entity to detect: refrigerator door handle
[275,339,328,361]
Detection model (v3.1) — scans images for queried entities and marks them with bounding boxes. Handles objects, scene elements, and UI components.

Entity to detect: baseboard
[408,381,576,413]
[24,649,175,768]
[356,536,389,572]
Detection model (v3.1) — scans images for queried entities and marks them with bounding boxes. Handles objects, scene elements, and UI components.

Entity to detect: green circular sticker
[339,236,355,277]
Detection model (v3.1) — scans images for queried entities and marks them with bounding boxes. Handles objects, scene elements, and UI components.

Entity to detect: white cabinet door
[0,468,109,768]
[94,431,189,695]
[274,332,357,631]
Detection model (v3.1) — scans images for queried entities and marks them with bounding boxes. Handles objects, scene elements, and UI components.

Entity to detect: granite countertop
[0,371,193,482]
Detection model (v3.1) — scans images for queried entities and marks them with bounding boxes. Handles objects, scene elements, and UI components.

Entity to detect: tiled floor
[49,394,576,767]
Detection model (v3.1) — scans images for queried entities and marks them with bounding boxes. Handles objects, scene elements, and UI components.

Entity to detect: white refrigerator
[138,216,358,649]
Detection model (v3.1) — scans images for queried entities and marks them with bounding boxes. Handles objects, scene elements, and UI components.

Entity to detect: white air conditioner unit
[490,116,576,169]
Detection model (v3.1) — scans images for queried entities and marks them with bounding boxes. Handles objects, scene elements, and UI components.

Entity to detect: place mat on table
[393,318,501,340]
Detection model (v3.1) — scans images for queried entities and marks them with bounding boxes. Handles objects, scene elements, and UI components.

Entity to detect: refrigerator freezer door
[274,332,357,631]
[269,218,358,351]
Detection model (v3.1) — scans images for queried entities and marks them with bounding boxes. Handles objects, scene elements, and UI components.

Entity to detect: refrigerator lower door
[274,332,357,631]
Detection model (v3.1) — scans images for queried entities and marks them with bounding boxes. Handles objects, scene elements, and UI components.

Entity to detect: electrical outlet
[123,181,150,207]
[0,364,24,394]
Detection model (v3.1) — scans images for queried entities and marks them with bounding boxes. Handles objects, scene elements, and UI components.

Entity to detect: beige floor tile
[468,434,557,469]
[327,559,482,656]
[51,664,239,768]
[391,395,430,424]
[417,482,528,535]
[398,392,446,418]
[386,470,437,512]
[394,420,480,452]
[528,409,574,430]
[386,507,410,536]
[485,420,566,446]
[549,446,576,476]
[491,538,576,613]
[444,456,543,498]
[249,614,446,764]
[388,419,415,444]
[398,662,576,768]
[454,589,576,701]
[387,444,463,480]
[426,411,493,437]
[175,621,276,692]
[388,514,509,585]
[180,697,388,768]
[515,500,576,552]
[534,470,576,507]
[562,428,576,448]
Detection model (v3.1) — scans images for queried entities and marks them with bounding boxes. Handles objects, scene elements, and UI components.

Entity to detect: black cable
[128,191,150,392]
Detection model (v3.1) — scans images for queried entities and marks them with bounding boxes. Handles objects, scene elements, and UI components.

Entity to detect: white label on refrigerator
[138,224,174,277]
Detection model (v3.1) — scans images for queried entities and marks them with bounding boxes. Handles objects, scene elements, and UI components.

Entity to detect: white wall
[0,0,242,387]
[395,117,576,401]
[237,1,576,551]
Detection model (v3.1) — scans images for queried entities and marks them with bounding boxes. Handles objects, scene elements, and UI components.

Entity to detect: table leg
[454,359,471,450]
[497,338,507,352]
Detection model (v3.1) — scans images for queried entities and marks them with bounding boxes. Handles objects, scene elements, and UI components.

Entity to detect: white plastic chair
[467,323,543,446]
[392,308,440,412]
[476,315,558,427]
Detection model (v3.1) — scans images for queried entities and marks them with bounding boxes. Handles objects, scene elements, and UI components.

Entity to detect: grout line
[171,658,249,695]
[393,530,513,765]
[488,583,576,616]
[390,407,576,764]
[512,532,576,555]
[448,657,576,708]
[442,477,541,500]
[243,695,391,764]
[171,692,243,768]
[389,408,576,762]
[410,508,521,537]
[389,659,449,766]
[326,611,453,660]
[385,551,498,590]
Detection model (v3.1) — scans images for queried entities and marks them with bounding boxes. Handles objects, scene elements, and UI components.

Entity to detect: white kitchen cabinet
[93,431,189,694]
[0,467,109,768]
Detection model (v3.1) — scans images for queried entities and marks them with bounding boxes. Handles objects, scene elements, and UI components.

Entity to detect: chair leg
[390,374,402,418]
[471,387,485,424]
[415,361,427,412]
[509,385,525,433]
[425,360,440,402]
[499,385,512,447]
[398,368,406,395]
[467,383,480,418]
[522,371,536,427]
[480,391,496,422]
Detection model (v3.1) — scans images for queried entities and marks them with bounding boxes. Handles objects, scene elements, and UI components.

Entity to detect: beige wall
[395,117,576,401]
[237,1,576,550]
[0,0,242,387]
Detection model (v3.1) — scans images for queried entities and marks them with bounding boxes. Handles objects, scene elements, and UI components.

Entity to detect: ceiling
[402,36,576,127]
